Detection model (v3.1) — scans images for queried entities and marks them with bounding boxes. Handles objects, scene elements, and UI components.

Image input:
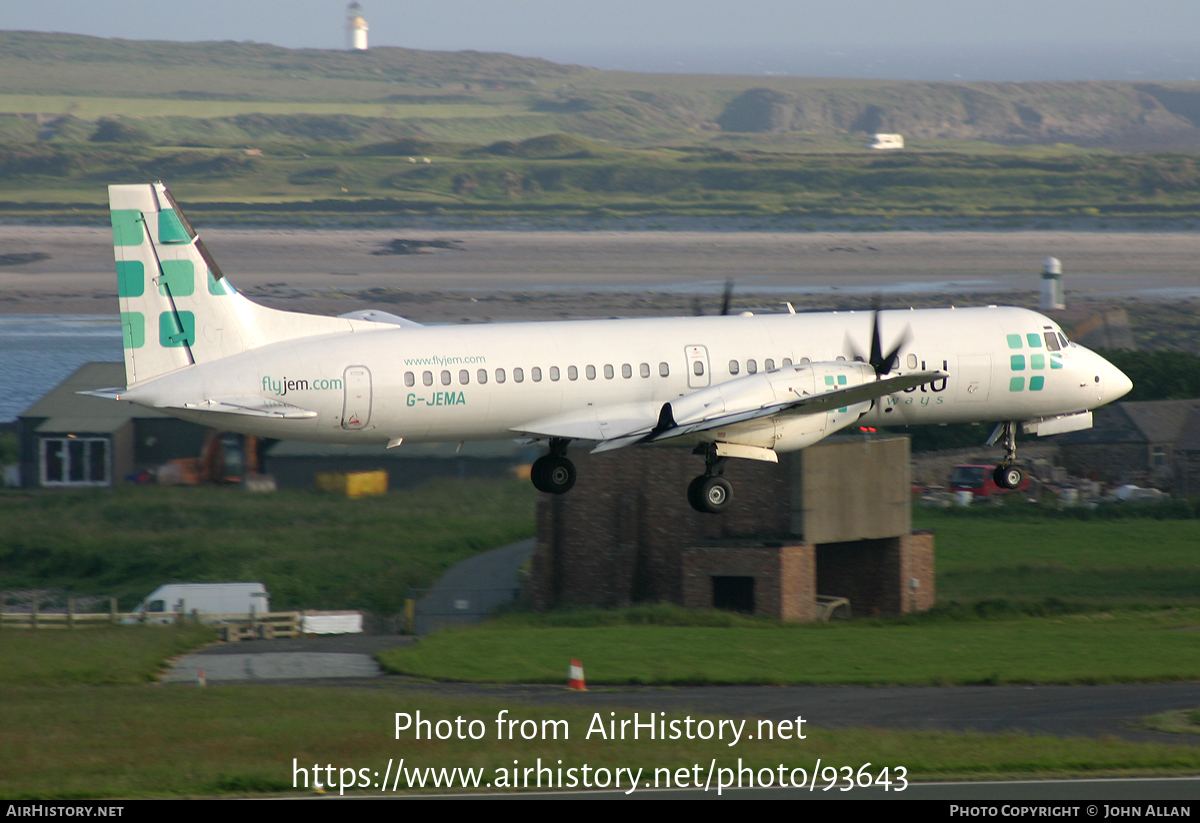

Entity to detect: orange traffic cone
[568,658,587,691]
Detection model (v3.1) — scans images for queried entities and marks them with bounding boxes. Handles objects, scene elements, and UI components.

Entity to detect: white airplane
[93,183,1132,513]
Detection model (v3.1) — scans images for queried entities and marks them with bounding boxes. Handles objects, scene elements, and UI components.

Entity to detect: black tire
[994,465,1023,490]
[687,475,707,513]
[540,456,576,494]
[698,476,733,514]
[530,455,551,493]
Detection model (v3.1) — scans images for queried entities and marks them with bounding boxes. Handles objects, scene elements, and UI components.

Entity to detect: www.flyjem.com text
[289,710,908,795]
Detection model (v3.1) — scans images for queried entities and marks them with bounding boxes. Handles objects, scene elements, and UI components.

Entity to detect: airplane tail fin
[109,182,377,388]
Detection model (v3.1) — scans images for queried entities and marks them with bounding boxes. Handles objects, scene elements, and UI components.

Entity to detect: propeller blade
[865,306,911,378]
[719,278,734,316]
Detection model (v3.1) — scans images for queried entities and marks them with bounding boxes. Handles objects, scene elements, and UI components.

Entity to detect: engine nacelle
[668,361,877,451]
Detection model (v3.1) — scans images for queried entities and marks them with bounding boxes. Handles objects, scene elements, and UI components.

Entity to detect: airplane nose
[1101,358,1133,404]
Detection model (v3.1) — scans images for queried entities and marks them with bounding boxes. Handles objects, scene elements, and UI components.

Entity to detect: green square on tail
[159,311,195,347]
[116,261,144,298]
[158,260,194,296]
[110,210,144,246]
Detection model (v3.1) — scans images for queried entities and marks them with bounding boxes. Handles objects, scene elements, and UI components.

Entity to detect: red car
[950,463,1029,497]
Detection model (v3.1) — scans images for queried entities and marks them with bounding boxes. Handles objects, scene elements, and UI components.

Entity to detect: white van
[136,583,270,617]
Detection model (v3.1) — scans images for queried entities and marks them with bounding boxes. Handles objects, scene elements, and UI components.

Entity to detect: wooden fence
[0,601,359,641]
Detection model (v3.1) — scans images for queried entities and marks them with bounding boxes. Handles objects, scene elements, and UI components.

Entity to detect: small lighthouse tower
[346,2,368,51]
[1040,256,1065,311]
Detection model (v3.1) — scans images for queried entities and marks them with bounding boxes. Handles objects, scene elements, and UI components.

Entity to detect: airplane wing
[638,370,941,444]
[514,368,944,452]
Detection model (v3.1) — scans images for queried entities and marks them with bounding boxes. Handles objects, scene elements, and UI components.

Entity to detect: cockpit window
[1044,332,1061,351]
[1058,332,1069,348]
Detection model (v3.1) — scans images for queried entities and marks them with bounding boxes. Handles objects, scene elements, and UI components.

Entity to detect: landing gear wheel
[531,455,575,494]
[696,476,733,514]
[687,475,707,512]
[994,464,1023,490]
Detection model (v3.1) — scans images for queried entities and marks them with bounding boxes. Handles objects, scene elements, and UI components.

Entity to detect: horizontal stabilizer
[167,398,318,419]
[76,388,126,401]
[337,309,424,327]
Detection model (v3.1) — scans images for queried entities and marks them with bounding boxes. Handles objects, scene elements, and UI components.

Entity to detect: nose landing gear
[688,444,732,514]
[531,438,576,494]
[991,422,1025,490]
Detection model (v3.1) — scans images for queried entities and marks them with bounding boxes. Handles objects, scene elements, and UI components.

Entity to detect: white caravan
[92,183,1132,513]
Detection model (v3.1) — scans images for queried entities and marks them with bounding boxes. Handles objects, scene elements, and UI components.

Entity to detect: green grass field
[0,479,536,614]
[916,508,1200,603]
[377,609,1200,686]
[0,625,213,686]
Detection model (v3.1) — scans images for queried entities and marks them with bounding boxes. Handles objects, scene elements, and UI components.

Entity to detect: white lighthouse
[346,2,368,51]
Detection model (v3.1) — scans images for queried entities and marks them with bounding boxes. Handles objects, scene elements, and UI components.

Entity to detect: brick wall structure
[529,435,936,620]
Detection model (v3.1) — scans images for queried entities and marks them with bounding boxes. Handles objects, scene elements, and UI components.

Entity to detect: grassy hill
[5,31,1200,221]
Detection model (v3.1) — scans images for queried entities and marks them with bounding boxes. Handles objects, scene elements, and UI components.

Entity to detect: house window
[41,437,110,486]
[1151,445,1167,467]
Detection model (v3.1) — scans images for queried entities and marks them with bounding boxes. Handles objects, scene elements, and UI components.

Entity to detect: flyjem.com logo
[262,376,344,397]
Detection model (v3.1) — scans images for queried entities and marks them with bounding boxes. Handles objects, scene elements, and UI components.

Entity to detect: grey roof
[1176,408,1200,452]
[19,362,167,423]
[1058,399,1200,446]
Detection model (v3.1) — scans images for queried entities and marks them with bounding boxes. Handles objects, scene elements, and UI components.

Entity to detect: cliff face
[717,83,1200,149]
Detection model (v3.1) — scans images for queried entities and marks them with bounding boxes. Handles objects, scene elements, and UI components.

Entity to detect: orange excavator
[159,431,268,485]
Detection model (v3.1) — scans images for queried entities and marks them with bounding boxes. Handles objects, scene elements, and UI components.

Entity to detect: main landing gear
[992,422,1025,490]
[531,438,576,494]
[688,444,732,514]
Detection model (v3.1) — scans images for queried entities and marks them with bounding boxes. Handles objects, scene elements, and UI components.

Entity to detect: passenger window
[586,365,596,380]
[765,359,775,371]
[459,369,469,385]
[729,360,740,375]
[532,366,542,382]
[907,353,918,369]
[800,357,810,364]
[747,360,757,374]
[496,368,506,384]
[640,363,651,378]
[835,355,846,362]
[404,371,415,387]
[423,371,433,386]
[659,362,669,377]
[477,368,488,384]
[550,366,560,381]
[1045,332,1061,351]
[782,358,792,367]
[440,370,451,386]
[622,363,632,379]
[693,361,704,376]
[604,364,614,379]
[568,366,578,381]
[514,367,524,383]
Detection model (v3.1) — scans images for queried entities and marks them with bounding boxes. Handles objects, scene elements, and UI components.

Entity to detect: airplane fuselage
[123,305,1127,446]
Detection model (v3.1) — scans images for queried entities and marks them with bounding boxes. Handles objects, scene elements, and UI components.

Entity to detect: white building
[869,133,904,150]
[347,2,368,50]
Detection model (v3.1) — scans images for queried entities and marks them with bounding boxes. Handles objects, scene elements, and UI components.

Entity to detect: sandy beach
[1,226,1198,320]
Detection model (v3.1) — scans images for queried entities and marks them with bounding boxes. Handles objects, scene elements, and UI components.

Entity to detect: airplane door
[954,355,991,403]
[341,365,372,429]
[685,345,711,388]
